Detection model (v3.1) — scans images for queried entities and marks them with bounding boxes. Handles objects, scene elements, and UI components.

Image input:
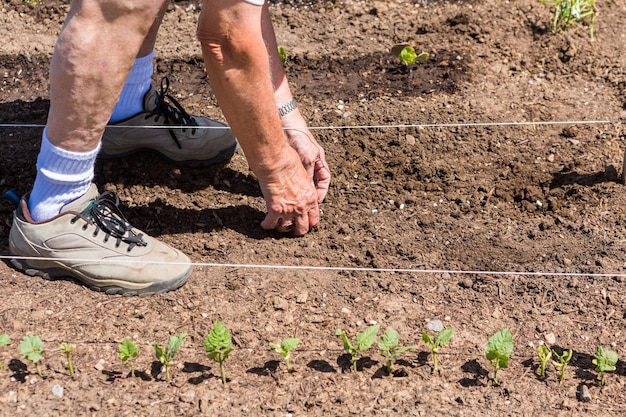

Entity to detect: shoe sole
[99,143,238,168]
[9,256,192,297]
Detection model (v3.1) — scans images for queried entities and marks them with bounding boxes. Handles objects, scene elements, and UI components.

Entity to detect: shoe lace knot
[148,77,199,149]
[72,192,147,251]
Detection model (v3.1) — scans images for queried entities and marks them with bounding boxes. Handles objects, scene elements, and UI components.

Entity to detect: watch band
[278,100,297,118]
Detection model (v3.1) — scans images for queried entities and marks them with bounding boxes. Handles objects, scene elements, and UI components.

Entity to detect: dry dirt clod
[577,384,592,403]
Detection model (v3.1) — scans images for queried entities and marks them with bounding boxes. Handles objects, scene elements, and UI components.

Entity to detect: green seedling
[269,337,301,373]
[485,329,513,386]
[537,345,552,378]
[20,334,45,378]
[204,321,235,384]
[538,0,596,39]
[152,333,187,382]
[592,346,618,386]
[378,327,417,375]
[422,328,454,374]
[391,44,429,66]
[0,334,10,369]
[278,46,288,66]
[335,324,380,372]
[59,343,76,376]
[119,338,139,378]
[552,348,572,383]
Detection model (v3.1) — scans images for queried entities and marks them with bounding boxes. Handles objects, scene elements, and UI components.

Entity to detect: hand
[258,147,321,236]
[283,127,331,203]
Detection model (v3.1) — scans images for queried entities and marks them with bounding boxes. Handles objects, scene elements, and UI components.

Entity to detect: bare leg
[46,0,165,152]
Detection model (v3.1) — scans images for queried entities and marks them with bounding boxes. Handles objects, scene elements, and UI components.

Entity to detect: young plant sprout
[485,329,513,386]
[204,320,235,384]
[335,324,380,372]
[538,0,596,39]
[391,44,429,66]
[152,333,187,382]
[20,334,45,378]
[378,326,416,375]
[59,342,76,376]
[0,334,10,370]
[592,346,618,386]
[119,338,139,378]
[537,345,552,378]
[269,338,301,373]
[552,348,572,383]
[422,328,454,374]
[278,46,288,66]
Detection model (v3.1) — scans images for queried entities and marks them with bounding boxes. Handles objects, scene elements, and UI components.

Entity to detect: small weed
[0,334,10,369]
[278,46,288,66]
[59,343,76,376]
[119,338,139,378]
[552,348,572,383]
[269,338,301,373]
[336,325,380,372]
[422,328,454,374]
[152,333,187,382]
[537,345,552,378]
[485,329,513,386]
[378,327,416,375]
[592,346,618,386]
[538,0,596,39]
[20,334,45,378]
[204,321,235,384]
[391,44,429,66]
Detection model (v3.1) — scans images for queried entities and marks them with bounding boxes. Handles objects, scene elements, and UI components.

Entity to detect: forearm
[198,3,297,176]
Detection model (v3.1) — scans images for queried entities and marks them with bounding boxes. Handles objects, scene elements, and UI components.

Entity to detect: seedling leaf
[119,338,139,377]
[355,325,380,352]
[485,329,513,385]
[378,327,400,353]
[0,334,9,346]
[204,321,235,383]
[592,346,618,386]
[336,325,379,371]
[270,337,301,372]
[20,334,45,378]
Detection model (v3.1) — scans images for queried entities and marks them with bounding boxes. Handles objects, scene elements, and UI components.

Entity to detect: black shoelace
[146,77,200,149]
[71,192,147,251]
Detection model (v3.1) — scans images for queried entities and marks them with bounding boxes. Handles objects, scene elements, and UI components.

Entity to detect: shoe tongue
[60,184,100,214]
[143,86,159,112]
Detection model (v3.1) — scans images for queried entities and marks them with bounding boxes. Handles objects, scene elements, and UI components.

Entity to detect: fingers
[313,157,331,202]
[260,205,319,236]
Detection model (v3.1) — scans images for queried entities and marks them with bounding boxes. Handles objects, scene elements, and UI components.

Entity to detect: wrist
[278,99,297,118]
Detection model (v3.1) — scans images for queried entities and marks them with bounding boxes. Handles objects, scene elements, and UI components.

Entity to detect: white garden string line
[1,117,625,277]
[0,254,625,279]
[0,118,625,131]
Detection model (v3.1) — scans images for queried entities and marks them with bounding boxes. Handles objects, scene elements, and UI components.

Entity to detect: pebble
[426,320,444,332]
[459,278,473,289]
[296,290,309,304]
[577,384,592,402]
[544,333,556,345]
[51,384,64,398]
[180,390,196,403]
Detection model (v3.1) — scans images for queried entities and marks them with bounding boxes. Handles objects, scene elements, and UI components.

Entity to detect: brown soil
[1,0,626,415]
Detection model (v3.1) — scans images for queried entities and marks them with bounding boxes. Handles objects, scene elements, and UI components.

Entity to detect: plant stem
[35,362,43,379]
[492,363,500,386]
[165,366,170,382]
[433,350,439,373]
[285,356,292,373]
[66,352,74,376]
[385,359,392,375]
[352,356,358,372]
[220,361,226,384]
[130,362,135,378]
[559,364,565,382]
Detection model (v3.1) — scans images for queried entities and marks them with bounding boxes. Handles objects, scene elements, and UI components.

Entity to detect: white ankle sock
[28,131,100,222]
[109,50,155,122]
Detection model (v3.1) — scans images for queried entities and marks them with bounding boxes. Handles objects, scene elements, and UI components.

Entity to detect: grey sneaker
[101,78,237,167]
[9,184,192,296]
